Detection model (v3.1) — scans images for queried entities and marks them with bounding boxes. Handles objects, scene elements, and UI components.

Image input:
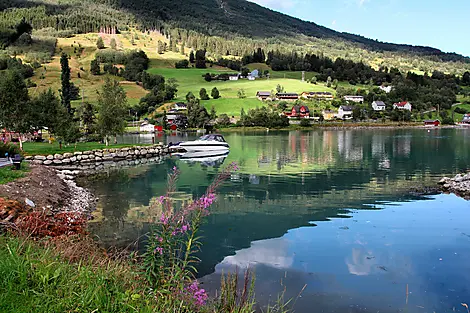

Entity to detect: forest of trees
[1,0,469,75]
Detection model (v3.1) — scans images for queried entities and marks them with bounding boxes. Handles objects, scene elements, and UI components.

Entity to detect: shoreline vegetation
[0,163,291,313]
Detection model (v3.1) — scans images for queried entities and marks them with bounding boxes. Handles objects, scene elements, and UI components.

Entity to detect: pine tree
[210,105,216,120]
[96,36,105,49]
[90,59,101,75]
[60,53,72,115]
[189,50,195,63]
[211,87,220,99]
[199,88,210,100]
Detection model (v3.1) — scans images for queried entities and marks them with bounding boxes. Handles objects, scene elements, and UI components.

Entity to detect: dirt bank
[0,165,95,224]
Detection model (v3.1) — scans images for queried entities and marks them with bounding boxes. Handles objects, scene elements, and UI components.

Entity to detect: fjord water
[87,128,470,313]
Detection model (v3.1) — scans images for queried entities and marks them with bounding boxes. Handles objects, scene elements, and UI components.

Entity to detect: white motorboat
[170,134,229,153]
[173,151,229,166]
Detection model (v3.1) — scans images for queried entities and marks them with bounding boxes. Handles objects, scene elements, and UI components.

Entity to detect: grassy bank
[217,121,424,132]
[21,142,152,156]
[0,235,157,313]
[0,163,30,185]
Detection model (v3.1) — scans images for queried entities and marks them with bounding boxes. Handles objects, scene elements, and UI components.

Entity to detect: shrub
[442,117,455,125]
[454,107,468,114]
[300,118,311,127]
[175,59,189,69]
[0,142,21,157]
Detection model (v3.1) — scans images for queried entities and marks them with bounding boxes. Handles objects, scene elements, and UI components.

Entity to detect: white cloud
[332,20,337,26]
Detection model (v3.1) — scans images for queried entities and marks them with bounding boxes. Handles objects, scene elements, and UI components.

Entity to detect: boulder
[54,154,64,160]
[438,178,450,185]
[24,156,33,161]
[95,157,102,162]
[134,150,140,155]
[53,159,63,165]
[43,160,53,165]
[63,153,73,158]
[70,156,77,163]
[62,158,71,164]
[74,151,83,156]
[34,155,46,161]
[47,155,54,160]
[95,152,103,157]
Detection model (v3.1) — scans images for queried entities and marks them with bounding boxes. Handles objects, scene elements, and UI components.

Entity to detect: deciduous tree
[97,78,128,145]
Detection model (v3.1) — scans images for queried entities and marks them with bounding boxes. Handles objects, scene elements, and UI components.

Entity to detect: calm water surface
[86,129,470,313]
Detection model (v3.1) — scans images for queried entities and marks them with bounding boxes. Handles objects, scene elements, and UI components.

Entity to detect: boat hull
[178,142,229,153]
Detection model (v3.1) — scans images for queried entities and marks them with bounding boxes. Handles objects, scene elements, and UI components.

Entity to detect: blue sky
[247,0,469,57]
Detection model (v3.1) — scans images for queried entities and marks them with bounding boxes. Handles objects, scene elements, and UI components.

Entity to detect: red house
[424,119,440,127]
[288,105,310,118]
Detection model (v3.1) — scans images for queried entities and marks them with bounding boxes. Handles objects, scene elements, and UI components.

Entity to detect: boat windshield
[199,135,226,142]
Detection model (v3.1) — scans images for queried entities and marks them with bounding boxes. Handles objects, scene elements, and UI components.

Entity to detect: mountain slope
[1,0,468,64]
[113,0,467,62]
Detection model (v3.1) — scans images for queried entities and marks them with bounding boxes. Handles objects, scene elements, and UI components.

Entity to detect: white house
[379,85,393,93]
[372,101,386,111]
[140,123,156,133]
[336,105,354,119]
[344,95,364,103]
[247,76,256,81]
[393,101,412,111]
[229,75,239,81]
[174,103,187,111]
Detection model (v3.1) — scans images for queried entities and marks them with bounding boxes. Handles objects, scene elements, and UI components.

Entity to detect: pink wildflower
[155,247,163,255]
[159,214,169,224]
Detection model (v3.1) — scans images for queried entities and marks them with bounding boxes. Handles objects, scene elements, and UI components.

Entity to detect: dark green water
[86,128,470,313]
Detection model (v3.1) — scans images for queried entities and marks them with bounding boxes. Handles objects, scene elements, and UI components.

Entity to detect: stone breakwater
[438,172,470,200]
[25,144,170,167]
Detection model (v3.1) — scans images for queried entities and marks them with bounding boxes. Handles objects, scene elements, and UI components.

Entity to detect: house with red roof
[285,105,310,118]
[393,101,412,111]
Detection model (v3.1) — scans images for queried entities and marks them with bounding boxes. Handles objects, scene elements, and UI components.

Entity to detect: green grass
[0,163,30,184]
[21,142,151,156]
[147,67,340,116]
[0,235,156,313]
[201,98,263,117]
[419,103,470,122]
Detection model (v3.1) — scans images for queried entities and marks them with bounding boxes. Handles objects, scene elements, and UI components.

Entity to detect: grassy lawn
[0,163,30,185]
[21,142,150,156]
[148,67,340,116]
[201,98,263,116]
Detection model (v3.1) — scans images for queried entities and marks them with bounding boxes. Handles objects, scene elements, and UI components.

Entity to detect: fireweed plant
[143,162,239,309]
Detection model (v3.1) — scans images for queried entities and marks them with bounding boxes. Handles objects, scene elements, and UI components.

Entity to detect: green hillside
[1,0,470,74]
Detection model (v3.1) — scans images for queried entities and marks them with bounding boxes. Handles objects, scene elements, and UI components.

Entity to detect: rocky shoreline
[438,172,470,200]
[26,144,170,167]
